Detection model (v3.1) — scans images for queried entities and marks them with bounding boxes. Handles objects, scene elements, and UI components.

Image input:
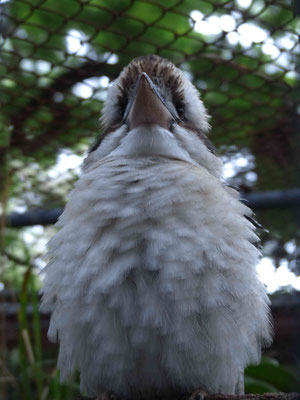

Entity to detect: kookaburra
[41,55,272,398]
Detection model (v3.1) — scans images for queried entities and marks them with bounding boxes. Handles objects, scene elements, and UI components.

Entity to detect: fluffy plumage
[41,55,272,398]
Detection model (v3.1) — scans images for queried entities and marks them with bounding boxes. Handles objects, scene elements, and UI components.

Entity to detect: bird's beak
[123,72,179,130]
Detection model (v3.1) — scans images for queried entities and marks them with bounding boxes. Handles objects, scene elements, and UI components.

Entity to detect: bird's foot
[96,391,120,400]
[189,388,208,400]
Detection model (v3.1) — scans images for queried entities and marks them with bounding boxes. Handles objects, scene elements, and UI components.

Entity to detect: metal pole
[4,189,300,228]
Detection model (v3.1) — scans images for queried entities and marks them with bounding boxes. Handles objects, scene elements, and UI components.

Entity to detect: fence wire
[0,0,299,188]
[1,4,300,399]
[0,0,299,276]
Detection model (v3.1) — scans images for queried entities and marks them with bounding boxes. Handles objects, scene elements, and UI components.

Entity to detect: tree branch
[202,393,300,399]
[9,61,121,156]
[76,393,300,400]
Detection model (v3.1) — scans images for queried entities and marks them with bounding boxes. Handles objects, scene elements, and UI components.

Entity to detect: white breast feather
[41,123,272,397]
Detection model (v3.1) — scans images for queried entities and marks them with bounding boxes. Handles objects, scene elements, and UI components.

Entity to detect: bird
[41,55,272,399]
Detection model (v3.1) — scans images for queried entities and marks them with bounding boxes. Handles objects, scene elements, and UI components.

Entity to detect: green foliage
[5,267,80,400]
[245,357,300,394]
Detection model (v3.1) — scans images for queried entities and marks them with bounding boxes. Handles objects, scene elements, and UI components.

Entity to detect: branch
[3,249,31,267]
[202,394,300,399]
[75,393,300,400]
[10,62,120,156]
[4,189,300,227]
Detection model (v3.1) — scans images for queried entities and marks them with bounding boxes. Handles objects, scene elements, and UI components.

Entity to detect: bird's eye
[176,106,185,119]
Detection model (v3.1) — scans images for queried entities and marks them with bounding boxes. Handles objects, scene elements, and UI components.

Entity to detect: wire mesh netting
[0,0,300,284]
[0,2,300,399]
[0,2,300,280]
[0,0,299,187]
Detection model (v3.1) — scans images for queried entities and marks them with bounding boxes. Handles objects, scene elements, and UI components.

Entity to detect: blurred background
[0,0,299,399]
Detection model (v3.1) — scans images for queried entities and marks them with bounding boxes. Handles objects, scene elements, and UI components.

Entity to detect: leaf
[245,358,300,393]
[245,376,279,394]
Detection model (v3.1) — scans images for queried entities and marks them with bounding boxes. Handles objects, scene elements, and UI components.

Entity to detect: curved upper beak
[123,72,179,130]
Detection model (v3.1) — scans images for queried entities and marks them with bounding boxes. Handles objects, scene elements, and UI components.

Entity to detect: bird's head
[101,54,210,134]
[85,55,222,177]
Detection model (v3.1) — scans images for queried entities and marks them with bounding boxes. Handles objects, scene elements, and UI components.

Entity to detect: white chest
[41,156,270,397]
